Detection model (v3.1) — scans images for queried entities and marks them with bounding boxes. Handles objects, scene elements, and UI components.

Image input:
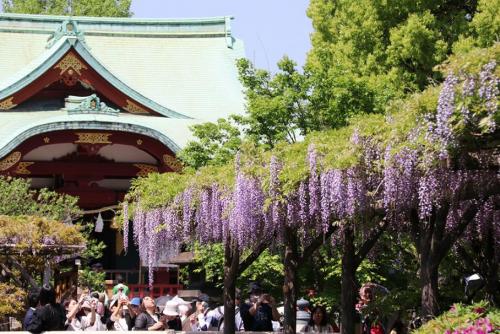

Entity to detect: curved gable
[0,34,189,118]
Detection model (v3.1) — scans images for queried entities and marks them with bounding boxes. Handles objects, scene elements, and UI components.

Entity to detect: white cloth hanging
[95,213,104,233]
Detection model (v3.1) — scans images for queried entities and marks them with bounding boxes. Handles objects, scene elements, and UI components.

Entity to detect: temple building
[0,13,245,295]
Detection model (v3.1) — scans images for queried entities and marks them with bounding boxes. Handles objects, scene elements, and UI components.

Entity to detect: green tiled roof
[0,13,246,122]
[0,13,246,154]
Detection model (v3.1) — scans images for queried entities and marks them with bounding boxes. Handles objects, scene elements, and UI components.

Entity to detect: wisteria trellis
[123,60,498,322]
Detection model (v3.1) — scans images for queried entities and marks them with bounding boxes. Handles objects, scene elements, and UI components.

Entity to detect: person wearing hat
[134,296,165,330]
[162,300,182,330]
[112,276,130,297]
[127,297,141,326]
[296,298,311,332]
[240,282,280,331]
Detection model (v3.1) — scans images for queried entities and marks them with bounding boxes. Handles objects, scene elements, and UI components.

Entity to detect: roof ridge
[0,12,233,25]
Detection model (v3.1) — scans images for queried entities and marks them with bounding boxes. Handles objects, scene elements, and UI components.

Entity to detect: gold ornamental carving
[14,162,34,175]
[54,52,88,76]
[74,132,112,144]
[136,139,143,145]
[0,151,21,171]
[0,97,17,110]
[163,154,183,172]
[124,100,148,114]
[134,164,158,177]
[43,137,50,144]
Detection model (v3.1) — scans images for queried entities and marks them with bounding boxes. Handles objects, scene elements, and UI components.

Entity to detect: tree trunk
[283,226,299,334]
[223,238,239,334]
[43,261,52,286]
[484,226,499,306]
[341,225,357,334]
[420,255,439,318]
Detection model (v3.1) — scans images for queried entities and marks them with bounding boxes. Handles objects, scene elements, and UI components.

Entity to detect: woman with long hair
[26,284,66,333]
[301,305,337,333]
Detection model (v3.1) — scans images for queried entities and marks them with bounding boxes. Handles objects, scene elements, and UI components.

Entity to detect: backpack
[207,306,224,331]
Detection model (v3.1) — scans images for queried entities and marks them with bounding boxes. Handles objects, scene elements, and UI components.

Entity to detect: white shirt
[111,315,129,331]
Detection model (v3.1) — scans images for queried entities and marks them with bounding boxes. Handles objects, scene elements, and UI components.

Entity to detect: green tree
[0,177,105,302]
[0,176,80,221]
[187,243,284,297]
[306,0,477,117]
[2,0,132,17]
[236,56,310,148]
[178,118,242,169]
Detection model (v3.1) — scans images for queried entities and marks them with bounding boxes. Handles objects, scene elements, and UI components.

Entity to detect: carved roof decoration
[0,28,190,119]
[66,94,119,116]
[0,13,246,158]
[47,19,87,49]
[0,13,245,122]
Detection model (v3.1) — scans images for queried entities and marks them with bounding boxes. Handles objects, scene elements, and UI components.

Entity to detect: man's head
[27,288,40,308]
[297,298,309,310]
[39,284,56,305]
[235,288,241,306]
[249,282,263,299]
[306,288,317,299]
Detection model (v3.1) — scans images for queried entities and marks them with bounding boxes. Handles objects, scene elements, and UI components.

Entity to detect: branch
[82,205,119,215]
[9,257,39,289]
[409,209,421,254]
[435,202,480,266]
[298,223,337,266]
[238,239,268,274]
[0,263,23,286]
[354,219,389,268]
[0,244,85,256]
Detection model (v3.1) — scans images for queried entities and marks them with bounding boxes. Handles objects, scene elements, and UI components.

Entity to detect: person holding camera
[107,296,133,331]
[240,283,280,332]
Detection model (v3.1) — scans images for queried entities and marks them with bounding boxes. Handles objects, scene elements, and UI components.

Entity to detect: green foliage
[386,11,448,88]
[78,267,105,292]
[0,283,26,316]
[307,0,477,119]
[470,0,500,48]
[189,243,283,295]
[78,222,106,261]
[236,57,310,147]
[2,0,132,17]
[413,302,499,333]
[0,177,81,221]
[178,118,242,169]
[0,215,85,251]
[320,256,386,285]
[453,0,500,53]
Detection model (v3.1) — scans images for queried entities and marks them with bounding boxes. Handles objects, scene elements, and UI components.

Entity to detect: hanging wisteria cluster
[125,59,499,286]
[426,61,499,158]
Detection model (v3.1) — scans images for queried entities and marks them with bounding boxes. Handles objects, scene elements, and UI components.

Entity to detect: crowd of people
[23,282,396,333]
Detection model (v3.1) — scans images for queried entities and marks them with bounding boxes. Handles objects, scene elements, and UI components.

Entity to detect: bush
[414,302,499,334]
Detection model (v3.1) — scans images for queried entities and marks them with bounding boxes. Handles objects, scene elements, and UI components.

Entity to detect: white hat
[171,296,191,305]
[162,300,179,316]
[81,300,92,310]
